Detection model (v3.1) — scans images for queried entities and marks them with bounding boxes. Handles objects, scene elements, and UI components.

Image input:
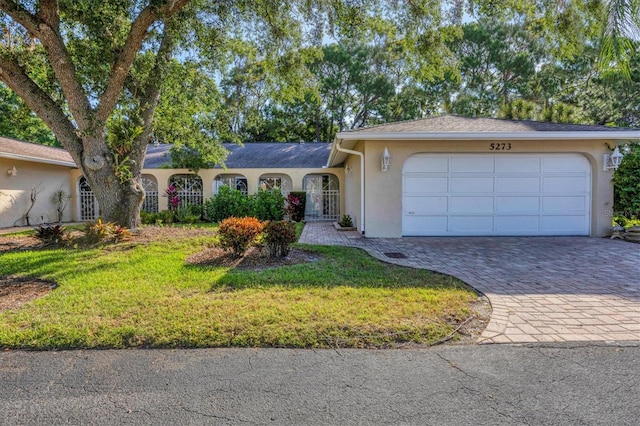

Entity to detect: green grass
[0,228,481,349]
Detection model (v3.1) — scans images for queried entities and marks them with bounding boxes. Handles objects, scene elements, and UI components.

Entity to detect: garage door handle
[407,211,415,215]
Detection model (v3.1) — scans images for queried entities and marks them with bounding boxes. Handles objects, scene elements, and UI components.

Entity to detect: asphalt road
[1,343,639,425]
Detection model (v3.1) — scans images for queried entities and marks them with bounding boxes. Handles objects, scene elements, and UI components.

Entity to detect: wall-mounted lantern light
[603,146,624,171]
[7,166,17,177]
[381,147,391,172]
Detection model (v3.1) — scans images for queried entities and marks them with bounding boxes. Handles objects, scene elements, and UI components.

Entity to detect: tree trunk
[79,135,145,229]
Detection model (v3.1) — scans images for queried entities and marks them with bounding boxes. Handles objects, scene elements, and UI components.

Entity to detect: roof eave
[0,152,76,168]
[335,131,640,141]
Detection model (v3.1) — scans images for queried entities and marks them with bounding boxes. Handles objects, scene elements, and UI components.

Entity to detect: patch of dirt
[0,276,57,313]
[186,246,322,271]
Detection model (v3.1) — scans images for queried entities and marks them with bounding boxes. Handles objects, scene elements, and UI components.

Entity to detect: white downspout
[335,140,365,235]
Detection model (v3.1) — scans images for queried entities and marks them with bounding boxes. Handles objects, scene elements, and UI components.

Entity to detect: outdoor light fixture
[603,146,624,171]
[7,166,17,177]
[381,147,391,172]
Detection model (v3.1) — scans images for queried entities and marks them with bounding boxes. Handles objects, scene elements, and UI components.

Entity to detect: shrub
[111,225,132,243]
[338,214,353,228]
[286,191,306,222]
[34,224,68,246]
[263,221,297,257]
[175,204,202,224]
[252,188,285,221]
[217,216,265,257]
[205,186,251,222]
[614,144,640,220]
[84,219,113,244]
[84,219,131,244]
[140,211,159,225]
[157,209,175,224]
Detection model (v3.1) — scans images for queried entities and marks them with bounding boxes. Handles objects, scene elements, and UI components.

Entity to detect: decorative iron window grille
[141,175,159,213]
[79,177,99,221]
[303,174,340,221]
[169,174,203,206]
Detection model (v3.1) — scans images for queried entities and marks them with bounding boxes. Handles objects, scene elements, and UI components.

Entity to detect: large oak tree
[0,0,191,228]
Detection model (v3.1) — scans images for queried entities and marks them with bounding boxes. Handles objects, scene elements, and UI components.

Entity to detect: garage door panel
[451,177,493,192]
[405,177,448,193]
[404,156,448,173]
[543,177,588,192]
[403,216,447,234]
[451,157,494,173]
[404,196,447,213]
[541,216,588,233]
[496,157,541,173]
[542,196,587,213]
[543,156,589,172]
[403,153,591,236]
[449,216,494,232]
[496,177,540,193]
[496,216,541,232]
[450,197,493,213]
[496,197,540,213]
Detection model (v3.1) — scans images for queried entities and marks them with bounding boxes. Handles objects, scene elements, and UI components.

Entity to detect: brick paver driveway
[300,222,640,344]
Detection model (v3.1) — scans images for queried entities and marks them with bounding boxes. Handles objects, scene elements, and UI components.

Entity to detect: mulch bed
[0,276,57,313]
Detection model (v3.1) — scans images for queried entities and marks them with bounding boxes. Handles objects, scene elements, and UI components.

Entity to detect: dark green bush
[217,216,265,257]
[263,221,297,257]
[140,211,159,225]
[252,188,285,221]
[157,210,175,224]
[175,204,203,224]
[614,144,640,220]
[205,186,251,222]
[205,186,285,222]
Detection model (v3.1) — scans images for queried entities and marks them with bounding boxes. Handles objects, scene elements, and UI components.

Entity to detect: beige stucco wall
[342,142,364,230]
[69,167,345,220]
[0,158,74,228]
[344,138,622,238]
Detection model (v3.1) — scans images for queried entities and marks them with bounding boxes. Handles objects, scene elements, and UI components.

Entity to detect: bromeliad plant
[286,191,306,222]
[165,184,181,210]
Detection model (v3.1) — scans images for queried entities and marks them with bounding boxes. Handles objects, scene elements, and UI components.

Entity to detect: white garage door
[402,154,591,236]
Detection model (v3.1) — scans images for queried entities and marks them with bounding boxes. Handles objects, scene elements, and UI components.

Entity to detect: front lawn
[0,225,486,349]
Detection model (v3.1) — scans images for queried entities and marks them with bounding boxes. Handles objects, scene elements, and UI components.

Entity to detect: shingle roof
[0,135,75,166]
[144,142,332,169]
[342,115,637,134]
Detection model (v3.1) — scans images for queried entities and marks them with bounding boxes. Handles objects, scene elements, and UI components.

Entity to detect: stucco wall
[69,167,345,220]
[0,158,74,228]
[346,138,619,238]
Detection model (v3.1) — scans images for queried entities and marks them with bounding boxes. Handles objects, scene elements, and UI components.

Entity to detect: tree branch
[0,0,42,34]
[96,0,191,125]
[0,54,82,160]
[134,19,177,154]
[1,0,94,131]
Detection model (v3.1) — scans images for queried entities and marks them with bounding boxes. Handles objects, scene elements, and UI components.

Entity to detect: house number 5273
[490,143,512,150]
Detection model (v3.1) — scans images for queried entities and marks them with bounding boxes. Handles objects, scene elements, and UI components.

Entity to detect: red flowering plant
[285,192,306,222]
[165,184,181,210]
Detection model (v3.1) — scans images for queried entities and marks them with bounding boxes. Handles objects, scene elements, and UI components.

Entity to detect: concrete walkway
[300,222,640,344]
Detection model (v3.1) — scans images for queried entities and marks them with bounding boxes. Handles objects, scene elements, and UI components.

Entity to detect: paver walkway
[300,222,640,344]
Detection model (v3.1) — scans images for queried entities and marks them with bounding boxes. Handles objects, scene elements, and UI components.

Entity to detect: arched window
[169,174,203,206]
[259,173,292,196]
[141,175,159,213]
[78,177,99,221]
[303,174,340,220]
[214,174,248,194]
